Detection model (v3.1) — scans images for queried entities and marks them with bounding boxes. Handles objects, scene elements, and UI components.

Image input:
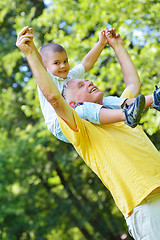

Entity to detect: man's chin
[94,92,103,104]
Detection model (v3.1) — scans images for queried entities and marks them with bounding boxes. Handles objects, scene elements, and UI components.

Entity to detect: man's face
[45,50,70,79]
[67,79,104,107]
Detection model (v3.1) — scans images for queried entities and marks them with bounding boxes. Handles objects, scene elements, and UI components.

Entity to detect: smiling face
[45,50,70,79]
[65,79,104,108]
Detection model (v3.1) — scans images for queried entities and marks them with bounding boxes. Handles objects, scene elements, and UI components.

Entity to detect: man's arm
[81,29,108,72]
[16,26,77,131]
[27,27,47,70]
[105,29,141,97]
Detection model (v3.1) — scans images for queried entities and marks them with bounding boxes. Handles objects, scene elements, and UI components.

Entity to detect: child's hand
[105,28,123,49]
[16,26,35,55]
[98,28,108,47]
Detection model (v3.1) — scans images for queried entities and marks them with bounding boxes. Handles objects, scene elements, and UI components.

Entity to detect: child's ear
[69,101,76,108]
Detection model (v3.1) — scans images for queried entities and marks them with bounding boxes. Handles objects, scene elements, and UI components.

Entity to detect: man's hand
[105,28,123,50]
[16,26,35,55]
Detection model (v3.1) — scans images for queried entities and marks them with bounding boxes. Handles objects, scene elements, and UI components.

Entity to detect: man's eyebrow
[77,80,88,87]
[77,81,83,87]
[78,80,85,85]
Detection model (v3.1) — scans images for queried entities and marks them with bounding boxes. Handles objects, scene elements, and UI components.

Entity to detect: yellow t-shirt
[58,89,160,217]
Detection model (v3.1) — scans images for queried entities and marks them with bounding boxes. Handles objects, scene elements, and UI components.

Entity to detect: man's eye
[80,84,84,88]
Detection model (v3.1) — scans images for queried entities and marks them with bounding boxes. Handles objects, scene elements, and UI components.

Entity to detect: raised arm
[105,28,141,97]
[25,27,47,70]
[16,26,77,131]
[81,29,108,72]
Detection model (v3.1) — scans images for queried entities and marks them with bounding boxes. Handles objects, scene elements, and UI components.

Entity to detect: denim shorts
[126,190,160,240]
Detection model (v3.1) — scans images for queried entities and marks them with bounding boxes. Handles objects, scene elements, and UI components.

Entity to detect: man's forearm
[35,44,46,69]
[26,51,77,131]
[26,51,60,100]
[114,44,141,97]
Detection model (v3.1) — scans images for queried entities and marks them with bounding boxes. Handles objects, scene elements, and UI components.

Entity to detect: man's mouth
[90,87,97,93]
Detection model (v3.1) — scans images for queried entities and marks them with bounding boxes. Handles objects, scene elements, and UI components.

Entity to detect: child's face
[45,50,70,79]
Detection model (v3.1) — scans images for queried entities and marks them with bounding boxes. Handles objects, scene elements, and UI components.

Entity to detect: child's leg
[125,95,153,109]
[99,108,125,124]
[99,94,145,128]
[123,94,145,128]
[124,86,160,110]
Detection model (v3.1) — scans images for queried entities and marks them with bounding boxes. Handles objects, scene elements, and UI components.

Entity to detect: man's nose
[86,81,93,86]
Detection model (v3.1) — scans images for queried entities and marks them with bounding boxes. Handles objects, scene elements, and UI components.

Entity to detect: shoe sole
[131,94,145,128]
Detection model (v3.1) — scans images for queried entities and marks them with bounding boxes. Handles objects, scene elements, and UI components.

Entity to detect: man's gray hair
[61,79,72,103]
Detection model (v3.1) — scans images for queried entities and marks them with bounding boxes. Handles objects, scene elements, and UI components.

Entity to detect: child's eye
[80,84,84,88]
[64,60,68,63]
[54,62,59,65]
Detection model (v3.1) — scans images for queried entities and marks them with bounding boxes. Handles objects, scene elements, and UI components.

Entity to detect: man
[16,26,160,240]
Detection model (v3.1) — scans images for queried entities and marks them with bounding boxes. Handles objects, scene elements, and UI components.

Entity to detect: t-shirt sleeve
[75,102,102,124]
[102,96,127,109]
[120,88,134,99]
[68,64,85,79]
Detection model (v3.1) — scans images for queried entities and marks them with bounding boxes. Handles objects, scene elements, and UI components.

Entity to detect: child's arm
[75,102,125,125]
[81,29,108,72]
[105,28,141,97]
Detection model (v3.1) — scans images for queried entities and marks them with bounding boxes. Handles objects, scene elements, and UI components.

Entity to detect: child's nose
[60,62,65,68]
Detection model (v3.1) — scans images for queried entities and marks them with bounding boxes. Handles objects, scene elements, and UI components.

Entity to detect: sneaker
[123,94,145,128]
[152,85,160,111]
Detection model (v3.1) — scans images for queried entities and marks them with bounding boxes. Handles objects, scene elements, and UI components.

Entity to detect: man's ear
[69,101,76,108]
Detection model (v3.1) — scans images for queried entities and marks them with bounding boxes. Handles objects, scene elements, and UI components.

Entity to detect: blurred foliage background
[0,0,160,239]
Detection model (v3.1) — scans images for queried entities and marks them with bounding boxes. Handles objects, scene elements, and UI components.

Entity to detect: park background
[0,0,160,239]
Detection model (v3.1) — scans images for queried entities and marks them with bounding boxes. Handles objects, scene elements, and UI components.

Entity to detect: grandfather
[16,27,160,240]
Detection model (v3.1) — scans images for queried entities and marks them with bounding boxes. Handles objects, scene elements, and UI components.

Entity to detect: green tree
[0,0,159,239]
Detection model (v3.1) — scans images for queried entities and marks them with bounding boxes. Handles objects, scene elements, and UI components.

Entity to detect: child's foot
[123,94,145,128]
[152,85,160,111]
